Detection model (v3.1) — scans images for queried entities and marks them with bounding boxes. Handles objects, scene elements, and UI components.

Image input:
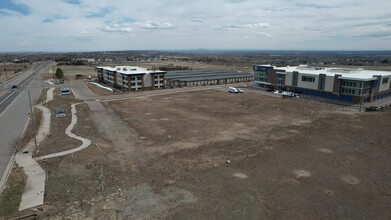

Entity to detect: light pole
[3,62,7,79]
[21,89,38,154]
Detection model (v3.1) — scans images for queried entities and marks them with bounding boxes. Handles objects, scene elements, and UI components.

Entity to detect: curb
[0,151,16,196]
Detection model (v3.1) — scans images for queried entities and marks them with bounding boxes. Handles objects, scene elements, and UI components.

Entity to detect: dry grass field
[13,88,391,219]
[0,63,31,83]
[56,65,97,78]
[99,60,254,73]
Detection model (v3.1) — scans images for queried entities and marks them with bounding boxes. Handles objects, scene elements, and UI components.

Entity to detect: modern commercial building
[254,65,391,104]
[96,66,166,91]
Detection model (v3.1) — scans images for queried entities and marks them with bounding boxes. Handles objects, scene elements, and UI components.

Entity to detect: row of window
[373,91,391,100]
[342,81,360,88]
[301,76,315,83]
[341,88,358,95]
[295,88,355,102]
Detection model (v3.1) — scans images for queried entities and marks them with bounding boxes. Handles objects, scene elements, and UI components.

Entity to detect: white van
[228,87,239,93]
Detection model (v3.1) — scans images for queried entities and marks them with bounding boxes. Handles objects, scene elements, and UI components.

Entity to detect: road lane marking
[0,91,24,119]
[0,90,17,106]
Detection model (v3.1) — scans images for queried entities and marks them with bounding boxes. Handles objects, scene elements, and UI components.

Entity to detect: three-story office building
[96,66,166,91]
[254,65,391,104]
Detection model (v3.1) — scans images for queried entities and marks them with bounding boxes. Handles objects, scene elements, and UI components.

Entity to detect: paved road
[0,62,50,193]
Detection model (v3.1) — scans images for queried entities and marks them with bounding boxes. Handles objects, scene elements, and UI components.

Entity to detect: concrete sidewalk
[15,88,54,211]
[15,144,45,211]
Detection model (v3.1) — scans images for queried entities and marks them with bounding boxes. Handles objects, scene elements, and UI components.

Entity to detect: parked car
[266,87,274,92]
[228,87,239,93]
[61,88,70,96]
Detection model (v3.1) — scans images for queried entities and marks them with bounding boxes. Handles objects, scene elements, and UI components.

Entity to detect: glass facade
[254,70,267,83]
[340,80,372,96]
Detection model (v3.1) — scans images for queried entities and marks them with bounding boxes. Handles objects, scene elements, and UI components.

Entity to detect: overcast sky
[0,0,390,52]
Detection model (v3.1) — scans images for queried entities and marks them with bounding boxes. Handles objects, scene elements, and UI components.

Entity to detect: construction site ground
[5,84,391,219]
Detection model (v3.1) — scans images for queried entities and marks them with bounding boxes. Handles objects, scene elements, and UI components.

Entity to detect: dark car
[11,85,18,89]
[365,106,381,112]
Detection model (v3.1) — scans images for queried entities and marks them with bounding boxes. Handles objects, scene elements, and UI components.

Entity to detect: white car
[228,87,239,93]
[237,88,243,93]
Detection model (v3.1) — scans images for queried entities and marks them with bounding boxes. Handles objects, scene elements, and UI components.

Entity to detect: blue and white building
[254,65,391,104]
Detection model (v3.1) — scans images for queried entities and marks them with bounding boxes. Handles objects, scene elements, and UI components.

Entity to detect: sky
[0,0,390,52]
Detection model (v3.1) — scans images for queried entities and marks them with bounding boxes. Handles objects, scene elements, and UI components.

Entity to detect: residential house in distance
[254,65,391,104]
[96,66,166,91]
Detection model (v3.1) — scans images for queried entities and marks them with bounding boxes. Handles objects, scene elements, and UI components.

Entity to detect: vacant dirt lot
[0,63,31,83]
[100,59,253,73]
[55,65,97,78]
[14,88,391,219]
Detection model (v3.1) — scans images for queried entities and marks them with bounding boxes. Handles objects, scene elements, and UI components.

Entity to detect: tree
[55,67,63,79]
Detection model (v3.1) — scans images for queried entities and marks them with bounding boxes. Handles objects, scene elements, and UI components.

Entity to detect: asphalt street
[0,62,50,193]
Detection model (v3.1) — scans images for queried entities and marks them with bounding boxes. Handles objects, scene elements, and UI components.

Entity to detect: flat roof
[165,70,253,82]
[273,65,391,80]
[97,66,166,75]
[165,71,245,79]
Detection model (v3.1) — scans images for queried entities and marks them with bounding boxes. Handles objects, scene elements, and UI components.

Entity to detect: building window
[260,77,268,82]
[302,75,315,83]
[382,77,389,84]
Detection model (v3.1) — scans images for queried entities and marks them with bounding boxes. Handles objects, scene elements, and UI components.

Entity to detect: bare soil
[0,63,31,83]
[58,65,97,78]
[100,60,254,73]
[17,88,391,219]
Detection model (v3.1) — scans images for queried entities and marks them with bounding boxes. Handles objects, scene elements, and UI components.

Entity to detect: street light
[18,88,38,153]
[27,89,38,154]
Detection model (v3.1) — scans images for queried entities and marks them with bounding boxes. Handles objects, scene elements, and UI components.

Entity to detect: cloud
[224,0,246,3]
[86,7,115,18]
[219,22,270,30]
[105,17,136,25]
[257,32,272,37]
[102,24,133,33]
[0,0,390,51]
[43,14,68,23]
[17,41,30,46]
[296,3,341,9]
[253,23,270,28]
[62,0,81,5]
[136,20,174,29]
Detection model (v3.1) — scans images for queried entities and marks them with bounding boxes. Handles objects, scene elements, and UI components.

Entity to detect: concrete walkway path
[16,87,93,210]
[15,87,54,211]
[35,103,92,161]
